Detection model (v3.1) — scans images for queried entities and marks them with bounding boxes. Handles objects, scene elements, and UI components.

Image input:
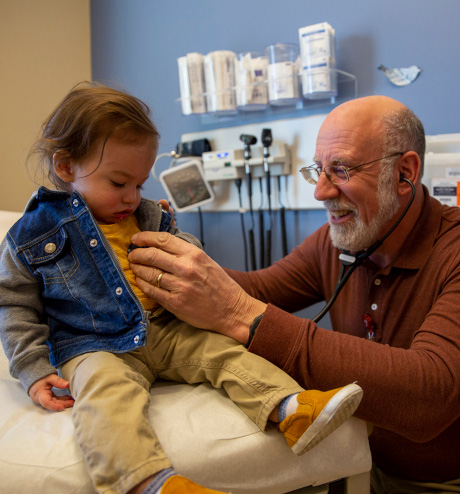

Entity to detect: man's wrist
[246,313,264,348]
[230,298,266,345]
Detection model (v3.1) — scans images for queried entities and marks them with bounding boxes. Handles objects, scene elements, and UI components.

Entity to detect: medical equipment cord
[265,168,272,268]
[312,177,416,323]
[151,151,180,181]
[240,135,258,271]
[197,207,204,248]
[258,178,265,268]
[247,169,256,271]
[277,176,288,257]
[235,178,249,272]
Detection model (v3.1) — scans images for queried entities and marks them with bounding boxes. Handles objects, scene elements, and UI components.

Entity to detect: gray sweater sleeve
[0,236,57,392]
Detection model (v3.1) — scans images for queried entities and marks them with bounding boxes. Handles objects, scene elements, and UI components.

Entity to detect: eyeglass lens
[301,166,349,185]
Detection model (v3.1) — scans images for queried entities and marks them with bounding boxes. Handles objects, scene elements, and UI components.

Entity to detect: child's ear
[53,151,75,183]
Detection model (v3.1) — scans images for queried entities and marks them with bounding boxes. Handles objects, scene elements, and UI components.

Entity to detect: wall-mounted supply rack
[177,70,357,125]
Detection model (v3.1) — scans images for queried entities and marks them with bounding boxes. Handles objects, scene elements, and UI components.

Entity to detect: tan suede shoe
[160,475,229,494]
[279,383,363,455]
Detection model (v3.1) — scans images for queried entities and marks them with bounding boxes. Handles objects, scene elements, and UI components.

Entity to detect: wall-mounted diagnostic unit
[159,159,215,212]
[180,113,328,212]
[202,143,291,182]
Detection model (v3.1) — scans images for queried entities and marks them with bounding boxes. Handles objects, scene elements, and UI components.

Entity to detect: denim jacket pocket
[22,228,79,284]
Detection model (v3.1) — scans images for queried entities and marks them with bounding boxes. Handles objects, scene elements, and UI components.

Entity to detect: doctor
[129,96,460,493]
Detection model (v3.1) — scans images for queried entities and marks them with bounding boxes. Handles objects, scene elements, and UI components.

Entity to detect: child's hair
[29,81,160,191]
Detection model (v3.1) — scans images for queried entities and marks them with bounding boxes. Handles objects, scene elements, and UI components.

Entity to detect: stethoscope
[313,177,416,323]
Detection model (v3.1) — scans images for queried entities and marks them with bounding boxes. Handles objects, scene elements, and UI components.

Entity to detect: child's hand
[28,374,75,411]
[158,199,176,226]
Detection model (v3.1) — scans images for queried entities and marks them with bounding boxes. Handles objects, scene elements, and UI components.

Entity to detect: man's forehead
[314,103,384,161]
[314,127,370,163]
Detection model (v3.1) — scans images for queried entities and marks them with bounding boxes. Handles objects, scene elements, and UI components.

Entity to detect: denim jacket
[0,187,201,391]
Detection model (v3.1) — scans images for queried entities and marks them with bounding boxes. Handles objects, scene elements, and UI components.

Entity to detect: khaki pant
[371,464,460,494]
[61,311,303,494]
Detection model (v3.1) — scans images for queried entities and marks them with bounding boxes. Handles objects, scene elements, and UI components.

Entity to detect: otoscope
[261,129,273,267]
[240,134,257,270]
[313,177,416,323]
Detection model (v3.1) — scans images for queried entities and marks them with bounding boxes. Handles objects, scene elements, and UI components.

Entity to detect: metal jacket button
[134,335,140,344]
[115,287,123,296]
[44,243,57,254]
[90,239,98,247]
[72,199,79,207]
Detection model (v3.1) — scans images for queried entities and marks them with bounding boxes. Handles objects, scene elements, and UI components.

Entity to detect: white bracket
[202,143,291,182]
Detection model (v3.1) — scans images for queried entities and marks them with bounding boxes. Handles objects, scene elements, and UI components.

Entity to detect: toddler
[0,82,362,494]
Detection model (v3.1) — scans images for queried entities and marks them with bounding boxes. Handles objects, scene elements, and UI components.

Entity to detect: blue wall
[90,0,460,274]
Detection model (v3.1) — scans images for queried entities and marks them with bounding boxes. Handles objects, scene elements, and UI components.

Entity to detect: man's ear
[53,151,75,183]
[397,151,421,195]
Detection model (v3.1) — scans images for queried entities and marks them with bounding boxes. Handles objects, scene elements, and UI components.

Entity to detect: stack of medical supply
[177,53,207,115]
[204,50,238,115]
[235,52,269,111]
[265,43,301,106]
[298,22,338,99]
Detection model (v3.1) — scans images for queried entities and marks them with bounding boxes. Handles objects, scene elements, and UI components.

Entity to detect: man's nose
[314,172,340,202]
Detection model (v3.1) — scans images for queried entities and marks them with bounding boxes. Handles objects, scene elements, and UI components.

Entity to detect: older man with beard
[129,96,460,493]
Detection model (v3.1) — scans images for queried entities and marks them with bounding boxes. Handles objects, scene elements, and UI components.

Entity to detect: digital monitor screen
[160,160,214,211]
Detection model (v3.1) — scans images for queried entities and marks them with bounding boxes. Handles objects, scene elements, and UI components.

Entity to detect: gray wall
[90,0,460,276]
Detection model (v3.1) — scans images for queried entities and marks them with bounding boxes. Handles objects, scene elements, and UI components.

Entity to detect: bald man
[129,96,460,493]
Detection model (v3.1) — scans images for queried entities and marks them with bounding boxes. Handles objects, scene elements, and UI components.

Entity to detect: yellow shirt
[98,216,158,311]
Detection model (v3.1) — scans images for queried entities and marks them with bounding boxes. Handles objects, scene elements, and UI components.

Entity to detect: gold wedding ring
[156,272,164,288]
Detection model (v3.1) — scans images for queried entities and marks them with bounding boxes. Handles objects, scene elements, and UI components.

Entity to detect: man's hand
[128,231,266,344]
[29,374,75,411]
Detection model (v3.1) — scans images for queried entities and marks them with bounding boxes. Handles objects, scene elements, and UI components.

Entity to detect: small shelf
[176,69,357,126]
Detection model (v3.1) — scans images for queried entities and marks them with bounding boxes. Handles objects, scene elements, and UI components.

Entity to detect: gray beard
[326,171,400,252]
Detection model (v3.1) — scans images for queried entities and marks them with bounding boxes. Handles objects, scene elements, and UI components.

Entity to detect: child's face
[61,135,156,224]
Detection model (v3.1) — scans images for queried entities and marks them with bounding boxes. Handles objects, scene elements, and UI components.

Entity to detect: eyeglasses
[299,152,404,185]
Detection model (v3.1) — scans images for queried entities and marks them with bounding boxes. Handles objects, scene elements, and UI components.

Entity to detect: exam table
[0,209,371,494]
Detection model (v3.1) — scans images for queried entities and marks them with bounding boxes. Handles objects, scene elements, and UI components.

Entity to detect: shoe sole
[291,383,363,455]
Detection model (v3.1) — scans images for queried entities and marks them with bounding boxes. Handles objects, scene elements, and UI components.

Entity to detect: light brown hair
[29,81,160,191]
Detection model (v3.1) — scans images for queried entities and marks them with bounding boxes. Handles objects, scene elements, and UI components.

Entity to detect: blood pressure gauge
[159,159,214,212]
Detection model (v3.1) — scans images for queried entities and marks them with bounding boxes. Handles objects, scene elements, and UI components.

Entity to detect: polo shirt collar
[390,186,440,270]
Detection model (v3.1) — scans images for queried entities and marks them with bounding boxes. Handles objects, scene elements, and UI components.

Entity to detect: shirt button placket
[366,276,383,340]
[371,278,382,310]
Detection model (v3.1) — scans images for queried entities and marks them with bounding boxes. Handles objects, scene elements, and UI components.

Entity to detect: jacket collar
[24,186,74,213]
